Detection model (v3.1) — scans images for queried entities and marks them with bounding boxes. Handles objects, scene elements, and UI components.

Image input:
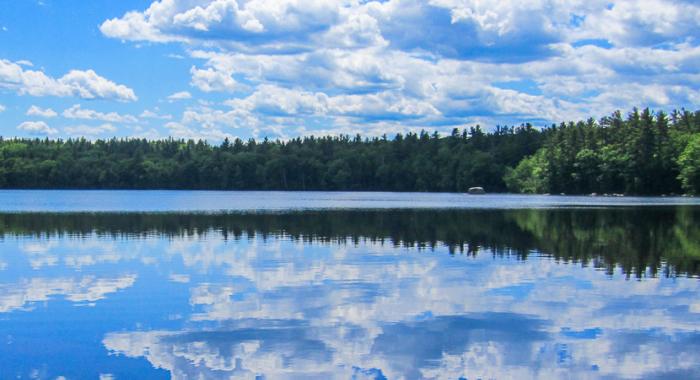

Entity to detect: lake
[0,191,699,379]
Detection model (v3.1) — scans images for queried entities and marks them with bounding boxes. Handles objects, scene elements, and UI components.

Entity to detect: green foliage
[0,107,697,194]
[504,149,549,193]
[678,134,700,194]
[505,108,700,195]
[0,126,543,192]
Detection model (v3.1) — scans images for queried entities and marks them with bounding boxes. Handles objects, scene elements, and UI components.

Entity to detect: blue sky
[1,0,699,141]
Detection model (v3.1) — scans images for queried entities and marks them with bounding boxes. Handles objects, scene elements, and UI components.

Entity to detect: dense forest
[0,107,699,194]
[505,108,700,195]
[0,124,542,192]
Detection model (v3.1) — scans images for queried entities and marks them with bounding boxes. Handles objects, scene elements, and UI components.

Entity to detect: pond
[0,192,698,379]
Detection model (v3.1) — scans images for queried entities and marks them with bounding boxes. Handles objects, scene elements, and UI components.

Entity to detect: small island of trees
[0,107,698,195]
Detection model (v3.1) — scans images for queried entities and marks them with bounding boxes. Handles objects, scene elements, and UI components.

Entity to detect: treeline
[0,126,541,191]
[0,107,699,194]
[505,108,700,195]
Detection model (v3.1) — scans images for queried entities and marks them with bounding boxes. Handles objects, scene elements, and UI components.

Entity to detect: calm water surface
[0,190,699,212]
[0,192,699,379]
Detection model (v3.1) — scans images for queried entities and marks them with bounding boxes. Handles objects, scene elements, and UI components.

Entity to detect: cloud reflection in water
[0,209,697,379]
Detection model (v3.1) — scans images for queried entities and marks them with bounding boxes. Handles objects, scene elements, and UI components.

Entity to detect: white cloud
[129,125,164,140]
[181,106,250,130]
[99,0,700,137]
[17,121,58,135]
[140,109,172,120]
[167,91,192,101]
[164,121,234,141]
[98,0,577,57]
[26,105,58,118]
[190,66,243,93]
[63,104,138,123]
[168,274,190,283]
[58,70,138,102]
[0,59,137,102]
[224,84,329,116]
[64,123,118,136]
[100,0,342,51]
[578,0,700,47]
[99,4,184,43]
[0,104,5,113]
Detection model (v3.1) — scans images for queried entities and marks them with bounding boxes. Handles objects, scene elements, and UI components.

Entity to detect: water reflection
[1,208,698,277]
[0,208,698,379]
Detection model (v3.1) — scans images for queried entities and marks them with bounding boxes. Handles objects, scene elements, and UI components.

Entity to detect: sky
[0,0,699,142]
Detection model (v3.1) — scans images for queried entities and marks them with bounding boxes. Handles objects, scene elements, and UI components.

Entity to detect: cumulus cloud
[99,0,700,137]
[26,105,58,118]
[167,91,192,101]
[100,0,342,51]
[58,70,138,101]
[190,66,243,92]
[0,59,137,102]
[63,104,138,123]
[17,121,58,135]
[578,0,700,47]
[64,123,118,136]
[164,121,234,141]
[376,0,566,62]
[98,0,588,58]
[140,108,172,120]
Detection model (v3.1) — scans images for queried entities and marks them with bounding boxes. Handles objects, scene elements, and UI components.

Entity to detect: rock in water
[468,187,486,194]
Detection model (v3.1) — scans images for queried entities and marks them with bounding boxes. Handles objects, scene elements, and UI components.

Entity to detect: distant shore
[0,107,698,195]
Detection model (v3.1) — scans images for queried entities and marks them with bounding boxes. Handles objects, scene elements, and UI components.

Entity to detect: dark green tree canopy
[0,125,543,192]
[0,107,698,194]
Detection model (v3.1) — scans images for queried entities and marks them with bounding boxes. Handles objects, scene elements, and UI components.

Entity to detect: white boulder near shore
[468,187,486,194]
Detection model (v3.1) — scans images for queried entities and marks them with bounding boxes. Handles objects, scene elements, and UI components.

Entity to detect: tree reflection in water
[1,207,697,277]
[0,208,698,379]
